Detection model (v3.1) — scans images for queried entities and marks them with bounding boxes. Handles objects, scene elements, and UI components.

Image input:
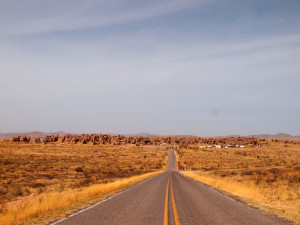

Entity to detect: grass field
[178,141,300,223]
[0,141,167,224]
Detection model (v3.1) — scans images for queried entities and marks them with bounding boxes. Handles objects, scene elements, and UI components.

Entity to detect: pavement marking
[164,175,171,225]
[170,173,180,225]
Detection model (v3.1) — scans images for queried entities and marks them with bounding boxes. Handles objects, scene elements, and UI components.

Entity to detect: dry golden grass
[0,171,162,225]
[0,141,167,224]
[178,141,300,224]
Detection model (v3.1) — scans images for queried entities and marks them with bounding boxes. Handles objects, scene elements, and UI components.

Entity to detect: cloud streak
[0,0,208,36]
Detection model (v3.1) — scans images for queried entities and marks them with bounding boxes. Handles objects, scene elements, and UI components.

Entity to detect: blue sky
[0,0,300,136]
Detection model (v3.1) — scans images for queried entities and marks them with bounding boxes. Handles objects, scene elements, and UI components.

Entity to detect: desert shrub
[24,188,31,195]
[33,183,45,188]
[75,167,83,172]
[45,174,54,180]
[58,183,65,192]
[287,174,300,184]
[294,166,300,171]
[0,186,7,195]
[9,187,23,197]
[241,170,254,176]
[144,139,150,144]
[37,186,47,194]
[0,201,7,214]
[269,168,282,177]
[234,150,241,155]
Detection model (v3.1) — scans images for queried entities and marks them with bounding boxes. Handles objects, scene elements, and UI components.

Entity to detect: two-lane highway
[54,150,290,225]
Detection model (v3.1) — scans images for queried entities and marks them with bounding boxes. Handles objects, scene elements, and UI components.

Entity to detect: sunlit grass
[0,171,162,225]
[183,171,300,223]
[179,142,300,224]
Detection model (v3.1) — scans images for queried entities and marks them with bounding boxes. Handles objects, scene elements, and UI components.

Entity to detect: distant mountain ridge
[0,132,299,140]
[0,131,67,139]
[215,133,300,140]
[247,133,300,139]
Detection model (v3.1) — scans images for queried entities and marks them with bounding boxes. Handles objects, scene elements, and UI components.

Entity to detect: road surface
[54,150,290,225]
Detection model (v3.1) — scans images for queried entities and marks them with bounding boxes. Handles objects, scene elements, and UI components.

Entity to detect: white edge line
[50,173,164,225]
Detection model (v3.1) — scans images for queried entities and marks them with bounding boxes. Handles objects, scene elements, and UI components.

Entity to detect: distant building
[225,145,237,148]
[225,145,234,148]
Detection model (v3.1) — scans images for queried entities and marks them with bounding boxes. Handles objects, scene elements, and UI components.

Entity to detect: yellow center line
[164,175,170,225]
[171,173,181,225]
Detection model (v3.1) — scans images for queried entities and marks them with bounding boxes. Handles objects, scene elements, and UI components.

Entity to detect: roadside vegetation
[0,141,167,225]
[178,140,300,224]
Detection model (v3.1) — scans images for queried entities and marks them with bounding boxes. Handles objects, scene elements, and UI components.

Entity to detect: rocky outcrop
[22,136,31,143]
[8,134,273,146]
[34,138,41,143]
[12,136,21,142]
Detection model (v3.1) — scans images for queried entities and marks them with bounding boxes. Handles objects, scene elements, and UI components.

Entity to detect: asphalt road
[54,150,290,225]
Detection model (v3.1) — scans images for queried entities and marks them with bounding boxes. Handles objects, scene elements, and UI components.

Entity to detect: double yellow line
[164,173,180,225]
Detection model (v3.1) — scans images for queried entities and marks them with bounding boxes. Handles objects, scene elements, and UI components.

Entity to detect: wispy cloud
[0,0,209,36]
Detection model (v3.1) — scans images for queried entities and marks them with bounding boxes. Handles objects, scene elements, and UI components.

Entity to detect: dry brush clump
[178,141,300,223]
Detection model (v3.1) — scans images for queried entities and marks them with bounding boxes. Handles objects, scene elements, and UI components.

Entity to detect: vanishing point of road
[54,150,291,225]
